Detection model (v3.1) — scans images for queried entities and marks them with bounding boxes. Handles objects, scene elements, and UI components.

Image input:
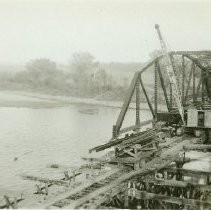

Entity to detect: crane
[155,24,185,124]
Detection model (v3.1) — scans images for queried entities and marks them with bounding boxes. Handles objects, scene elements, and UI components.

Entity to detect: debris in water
[50,163,59,168]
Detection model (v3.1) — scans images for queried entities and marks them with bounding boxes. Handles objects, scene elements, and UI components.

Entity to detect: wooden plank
[21,171,82,189]
[135,190,211,207]
[183,144,211,151]
[140,178,189,187]
[139,178,211,190]
[109,151,153,164]
[22,175,69,186]
[65,156,180,209]
[162,167,211,177]
[63,137,193,209]
[0,196,23,209]
[39,168,122,209]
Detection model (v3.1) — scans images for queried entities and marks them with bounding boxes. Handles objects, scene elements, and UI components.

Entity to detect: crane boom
[155,24,184,123]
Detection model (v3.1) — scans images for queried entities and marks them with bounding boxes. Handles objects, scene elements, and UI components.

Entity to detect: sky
[0,0,211,64]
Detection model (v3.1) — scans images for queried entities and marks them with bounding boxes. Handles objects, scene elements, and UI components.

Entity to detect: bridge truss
[113,51,211,138]
[9,51,211,210]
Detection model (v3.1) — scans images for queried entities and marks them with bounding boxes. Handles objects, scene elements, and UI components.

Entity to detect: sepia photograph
[0,0,211,209]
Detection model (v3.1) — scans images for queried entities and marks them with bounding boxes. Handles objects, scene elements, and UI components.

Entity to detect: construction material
[183,144,211,150]
[89,129,156,153]
[134,191,211,207]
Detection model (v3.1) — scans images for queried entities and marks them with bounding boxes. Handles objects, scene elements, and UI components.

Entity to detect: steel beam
[202,70,205,102]
[114,72,140,136]
[139,75,155,118]
[196,76,202,96]
[192,63,196,102]
[89,129,155,153]
[184,54,207,71]
[182,55,185,105]
[135,80,141,127]
[184,64,193,102]
[169,83,173,110]
[170,50,211,56]
[157,60,171,111]
[183,144,211,151]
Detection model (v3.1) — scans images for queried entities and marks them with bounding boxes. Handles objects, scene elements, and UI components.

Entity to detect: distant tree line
[0,52,133,101]
[0,50,186,104]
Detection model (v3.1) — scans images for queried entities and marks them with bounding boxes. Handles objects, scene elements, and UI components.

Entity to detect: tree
[71,52,99,74]
[25,58,59,88]
[26,58,57,74]
[70,52,99,90]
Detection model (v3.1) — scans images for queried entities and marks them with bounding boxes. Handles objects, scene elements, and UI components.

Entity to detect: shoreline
[0,90,157,111]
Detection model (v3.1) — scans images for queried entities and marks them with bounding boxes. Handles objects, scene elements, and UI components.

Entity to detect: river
[0,92,210,199]
[0,100,152,197]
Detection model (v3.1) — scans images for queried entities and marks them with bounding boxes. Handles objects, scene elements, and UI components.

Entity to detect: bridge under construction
[1,26,211,209]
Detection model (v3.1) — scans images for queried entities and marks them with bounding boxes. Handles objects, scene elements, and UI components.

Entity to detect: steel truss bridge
[3,51,211,209]
[113,50,211,138]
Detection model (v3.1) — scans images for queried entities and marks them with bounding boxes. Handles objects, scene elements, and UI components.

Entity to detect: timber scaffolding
[2,50,211,209]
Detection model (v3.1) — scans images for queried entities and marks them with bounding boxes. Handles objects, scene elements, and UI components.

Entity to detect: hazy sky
[0,0,211,64]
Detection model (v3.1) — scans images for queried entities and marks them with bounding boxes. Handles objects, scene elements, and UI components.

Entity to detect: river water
[0,103,152,196]
[0,99,210,198]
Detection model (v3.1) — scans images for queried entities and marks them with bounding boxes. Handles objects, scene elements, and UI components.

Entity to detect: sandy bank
[0,90,152,110]
[0,90,167,111]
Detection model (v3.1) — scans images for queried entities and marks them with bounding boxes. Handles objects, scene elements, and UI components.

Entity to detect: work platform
[2,132,209,209]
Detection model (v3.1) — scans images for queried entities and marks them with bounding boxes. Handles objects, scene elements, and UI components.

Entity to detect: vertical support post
[207,175,210,184]
[136,81,141,127]
[154,61,158,119]
[202,70,205,103]
[185,64,193,102]
[124,192,129,208]
[140,76,155,118]
[193,63,196,102]
[170,83,173,110]
[182,55,185,105]
[72,171,76,182]
[164,171,168,180]
[157,60,171,111]
[112,125,117,139]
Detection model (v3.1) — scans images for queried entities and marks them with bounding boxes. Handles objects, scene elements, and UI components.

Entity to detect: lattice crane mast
[155,24,184,124]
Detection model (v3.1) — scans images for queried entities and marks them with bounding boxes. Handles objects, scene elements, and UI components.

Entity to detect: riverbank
[0,90,157,110]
